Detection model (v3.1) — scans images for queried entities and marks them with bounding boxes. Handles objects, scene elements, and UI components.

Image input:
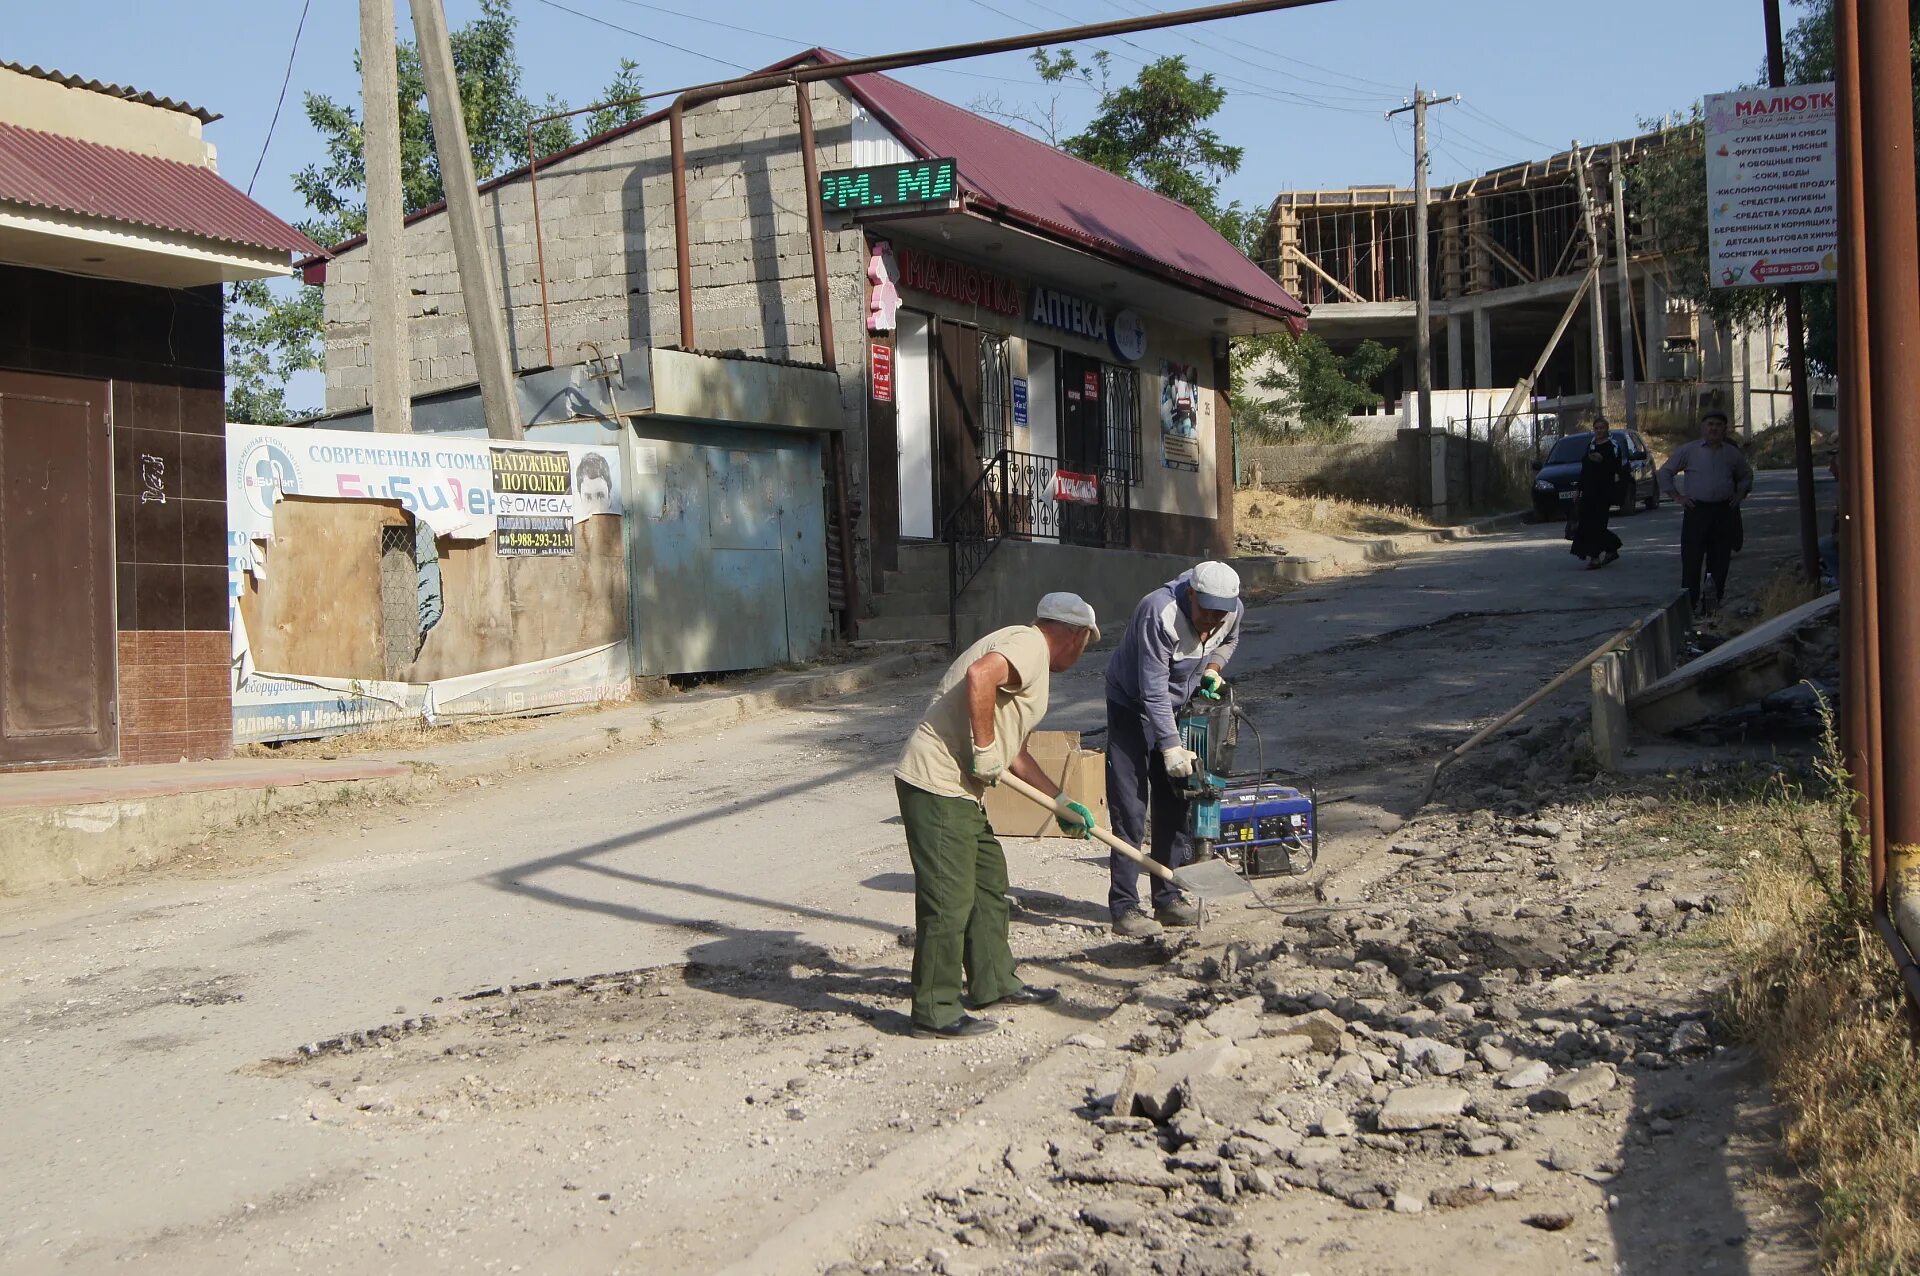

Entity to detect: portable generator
[1174,687,1317,879]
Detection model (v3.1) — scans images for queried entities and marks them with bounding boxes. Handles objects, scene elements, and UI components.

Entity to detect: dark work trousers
[896,779,1020,1030]
[1105,695,1192,920]
[1681,500,1739,608]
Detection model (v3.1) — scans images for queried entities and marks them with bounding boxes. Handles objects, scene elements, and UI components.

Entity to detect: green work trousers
[896,779,1022,1030]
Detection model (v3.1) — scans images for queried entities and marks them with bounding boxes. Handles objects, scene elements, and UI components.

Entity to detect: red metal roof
[827,54,1306,326]
[0,121,322,258]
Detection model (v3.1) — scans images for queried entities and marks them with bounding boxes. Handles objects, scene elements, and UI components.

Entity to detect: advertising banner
[1159,360,1201,471]
[1705,84,1839,287]
[228,423,621,546]
[1052,470,1100,505]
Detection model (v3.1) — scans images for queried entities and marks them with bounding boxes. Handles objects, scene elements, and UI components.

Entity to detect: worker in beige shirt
[893,594,1100,1039]
[1657,405,1755,614]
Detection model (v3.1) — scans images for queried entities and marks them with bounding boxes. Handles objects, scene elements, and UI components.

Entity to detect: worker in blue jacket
[1103,561,1243,937]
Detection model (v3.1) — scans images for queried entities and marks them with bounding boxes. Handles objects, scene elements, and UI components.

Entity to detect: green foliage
[1632,0,1919,378]
[228,0,639,421]
[587,60,646,139]
[1234,331,1398,442]
[1032,49,1256,247]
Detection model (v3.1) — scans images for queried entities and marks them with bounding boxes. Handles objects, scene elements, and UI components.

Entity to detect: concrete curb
[0,648,943,896]
[1235,509,1526,590]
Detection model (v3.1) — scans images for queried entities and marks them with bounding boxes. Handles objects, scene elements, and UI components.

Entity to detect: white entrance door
[896,311,935,539]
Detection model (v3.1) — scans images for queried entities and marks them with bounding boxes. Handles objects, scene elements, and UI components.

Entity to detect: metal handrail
[942,449,1132,649]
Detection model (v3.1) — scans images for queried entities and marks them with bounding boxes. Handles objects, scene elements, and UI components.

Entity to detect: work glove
[1198,670,1226,701]
[1056,800,1095,840]
[970,742,1004,785]
[1162,746,1198,780]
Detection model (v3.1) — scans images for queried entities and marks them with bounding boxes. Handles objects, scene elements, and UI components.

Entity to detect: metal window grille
[378,525,416,679]
[978,333,1012,459]
[1102,364,1142,484]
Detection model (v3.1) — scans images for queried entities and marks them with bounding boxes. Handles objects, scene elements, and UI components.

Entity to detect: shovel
[996,772,1253,901]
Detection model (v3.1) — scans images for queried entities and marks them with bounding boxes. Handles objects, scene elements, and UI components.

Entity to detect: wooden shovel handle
[996,772,1177,883]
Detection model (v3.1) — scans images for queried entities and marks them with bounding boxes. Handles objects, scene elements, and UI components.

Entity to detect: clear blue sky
[13,0,1783,405]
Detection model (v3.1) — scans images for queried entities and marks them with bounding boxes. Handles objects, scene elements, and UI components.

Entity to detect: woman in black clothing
[1569,416,1632,569]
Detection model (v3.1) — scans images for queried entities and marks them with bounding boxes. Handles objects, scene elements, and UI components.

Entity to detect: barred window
[1102,364,1143,484]
[978,333,1012,460]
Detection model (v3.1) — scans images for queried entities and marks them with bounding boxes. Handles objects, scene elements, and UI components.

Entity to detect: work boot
[1155,898,1201,928]
[911,1014,998,1040]
[1112,911,1164,939]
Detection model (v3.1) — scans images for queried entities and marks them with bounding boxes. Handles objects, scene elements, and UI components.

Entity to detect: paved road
[0,471,1827,1271]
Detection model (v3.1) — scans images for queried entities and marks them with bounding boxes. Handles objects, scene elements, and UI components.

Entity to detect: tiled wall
[1,264,231,768]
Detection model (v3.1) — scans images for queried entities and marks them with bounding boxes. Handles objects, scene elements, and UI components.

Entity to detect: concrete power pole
[360,0,410,433]
[1388,89,1456,436]
[411,0,522,440]
[1610,151,1638,430]
[1572,146,1609,416]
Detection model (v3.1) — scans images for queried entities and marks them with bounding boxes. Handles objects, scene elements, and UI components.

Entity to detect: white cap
[1190,561,1241,611]
[1036,592,1100,642]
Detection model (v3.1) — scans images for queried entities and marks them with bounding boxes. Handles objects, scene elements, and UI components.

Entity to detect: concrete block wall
[321,77,870,422]
[321,73,876,596]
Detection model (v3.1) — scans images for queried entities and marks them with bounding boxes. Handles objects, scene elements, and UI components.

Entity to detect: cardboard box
[982,730,1110,838]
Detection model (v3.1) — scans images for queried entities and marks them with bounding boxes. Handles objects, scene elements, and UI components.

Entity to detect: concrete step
[858,612,974,644]
[870,585,948,618]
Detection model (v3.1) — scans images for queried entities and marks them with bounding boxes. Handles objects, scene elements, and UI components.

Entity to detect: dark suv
[1530,430,1660,520]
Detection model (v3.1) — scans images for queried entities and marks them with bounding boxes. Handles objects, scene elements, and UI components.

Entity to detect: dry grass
[1758,560,1829,623]
[1622,731,1920,1273]
[1234,487,1432,540]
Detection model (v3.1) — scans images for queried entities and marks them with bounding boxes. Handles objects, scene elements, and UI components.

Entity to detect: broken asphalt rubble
[835,724,1737,1276]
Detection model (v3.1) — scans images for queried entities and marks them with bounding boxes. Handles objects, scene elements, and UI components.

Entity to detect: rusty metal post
[1835,0,1882,904]
[527,122,557,368]
[670,100,694,351]
[1859,0,1920,946]
[1764,0,1824,584]
[794,80,837,372]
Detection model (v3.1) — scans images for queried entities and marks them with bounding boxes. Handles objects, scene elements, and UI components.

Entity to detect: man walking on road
[893,594,1100,1039]
[1103,562,1244,938]
[1657,405,1754,614]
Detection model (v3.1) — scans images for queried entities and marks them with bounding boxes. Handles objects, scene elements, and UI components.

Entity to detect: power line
[529,0,755,72]
[1459,99,1552,152]
[247,0,314,197]
[1100,0,1406,98]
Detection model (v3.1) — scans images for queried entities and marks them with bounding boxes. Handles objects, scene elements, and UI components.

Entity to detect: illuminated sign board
[819,158,960,214]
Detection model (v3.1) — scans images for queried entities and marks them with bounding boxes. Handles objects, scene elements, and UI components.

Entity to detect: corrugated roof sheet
[827,53,1306,324]
[0,121,322,258]
[1,61,220,124]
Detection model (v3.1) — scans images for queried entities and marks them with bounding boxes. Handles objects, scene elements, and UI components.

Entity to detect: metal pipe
[1835,0,1882,906]
[659,0,1334,350]
[1859,0,1920,951]
[670,99,694,351]
[794,80,837,372]
[1765,0,1824,584]
[527,121,556,368]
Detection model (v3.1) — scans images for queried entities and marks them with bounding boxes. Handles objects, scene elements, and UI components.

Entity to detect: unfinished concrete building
[1257,134,1801,437]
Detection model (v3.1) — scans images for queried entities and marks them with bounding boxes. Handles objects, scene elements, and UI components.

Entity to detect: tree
[587,60,646,138]
[1632,0,1918,377]
[226,1,638,421]
[1234,332,1398,442]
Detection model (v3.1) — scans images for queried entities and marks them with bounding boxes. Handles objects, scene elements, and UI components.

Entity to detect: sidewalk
[0,645,942,895]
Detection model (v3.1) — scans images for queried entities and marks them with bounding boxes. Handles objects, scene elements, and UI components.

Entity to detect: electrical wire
[247,0,313,197]
[529,0,757,71]
[1103,0,1405,93]
[1098,0,1402,103]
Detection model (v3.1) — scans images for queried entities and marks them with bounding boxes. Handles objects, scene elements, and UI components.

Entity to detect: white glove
[970,741,1004,785]
[1162,746,1198,780]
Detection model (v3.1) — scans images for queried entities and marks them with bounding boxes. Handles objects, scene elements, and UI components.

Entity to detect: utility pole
[1572,145,1609,416]
[1610,148,1638,430]
[411,0,522,440]
[1764,0,1824,583]
[1387,88,1457,436]
[360,0,410,433]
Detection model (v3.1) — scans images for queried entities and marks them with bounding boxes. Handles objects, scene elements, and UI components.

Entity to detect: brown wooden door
[0,370,117,765]
[933,321,982,532]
